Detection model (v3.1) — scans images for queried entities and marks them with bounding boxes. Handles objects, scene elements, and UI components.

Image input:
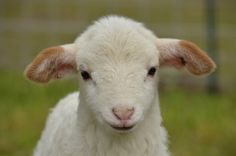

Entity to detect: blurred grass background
[0,0,235,156]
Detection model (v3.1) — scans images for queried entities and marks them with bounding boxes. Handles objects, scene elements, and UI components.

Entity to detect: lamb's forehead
[76,16,159,69]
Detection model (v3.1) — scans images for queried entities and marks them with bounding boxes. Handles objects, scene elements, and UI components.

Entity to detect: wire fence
[0,0,235,91]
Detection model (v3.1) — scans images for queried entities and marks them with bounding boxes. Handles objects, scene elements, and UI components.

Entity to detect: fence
[0,0,235,91]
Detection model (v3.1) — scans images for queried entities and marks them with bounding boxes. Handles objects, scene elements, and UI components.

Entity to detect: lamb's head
[24,16,216,133]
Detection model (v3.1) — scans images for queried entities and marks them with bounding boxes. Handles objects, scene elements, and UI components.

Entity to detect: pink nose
[112,107,135,121]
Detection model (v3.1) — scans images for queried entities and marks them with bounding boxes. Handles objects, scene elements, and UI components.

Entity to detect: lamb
[24,16,216,156]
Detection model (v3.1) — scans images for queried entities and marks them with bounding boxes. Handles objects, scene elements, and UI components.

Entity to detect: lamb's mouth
[110,125,135,131]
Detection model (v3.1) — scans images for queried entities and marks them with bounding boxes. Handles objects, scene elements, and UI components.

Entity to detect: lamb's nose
[112,107,135,121]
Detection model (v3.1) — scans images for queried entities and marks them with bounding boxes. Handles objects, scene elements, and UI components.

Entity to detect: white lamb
[24,16,216,156]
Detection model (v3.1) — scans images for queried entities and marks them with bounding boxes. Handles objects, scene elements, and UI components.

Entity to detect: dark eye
[147,67,156,77]
[81,71,91,80]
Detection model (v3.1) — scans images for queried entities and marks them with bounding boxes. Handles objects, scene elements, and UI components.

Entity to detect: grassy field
[0,70,235,156]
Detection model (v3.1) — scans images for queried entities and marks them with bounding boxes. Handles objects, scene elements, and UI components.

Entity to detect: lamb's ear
[24,44,77,83]
[157,38,216,75]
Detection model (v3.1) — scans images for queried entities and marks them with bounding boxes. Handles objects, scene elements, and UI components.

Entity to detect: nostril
[127,107,134,119]
[112,107,135,121]
[112,108,122,120]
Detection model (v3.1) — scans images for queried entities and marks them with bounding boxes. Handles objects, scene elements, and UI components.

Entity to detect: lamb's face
[24,16,216,133]
[77,32,159,132]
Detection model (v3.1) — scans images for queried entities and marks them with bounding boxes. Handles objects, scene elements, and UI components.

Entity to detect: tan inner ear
[159,40,216,75]
[25,46,76,83]
[179,40,216,75]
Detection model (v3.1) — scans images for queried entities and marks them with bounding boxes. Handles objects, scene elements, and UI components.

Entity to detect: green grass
[0,71,235,156]
[0,71,77,156]
[160,89,236,156]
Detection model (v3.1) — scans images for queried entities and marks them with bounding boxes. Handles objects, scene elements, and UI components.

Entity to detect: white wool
[34,92,169,156]
[34,16,170,156]
[25,15,215,156]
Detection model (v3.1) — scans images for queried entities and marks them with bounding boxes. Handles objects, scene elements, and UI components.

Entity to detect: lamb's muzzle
[109,106,135,131]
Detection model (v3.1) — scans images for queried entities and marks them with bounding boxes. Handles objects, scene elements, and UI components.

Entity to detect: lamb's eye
[81,71,91,80]
[147,67,156,77]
